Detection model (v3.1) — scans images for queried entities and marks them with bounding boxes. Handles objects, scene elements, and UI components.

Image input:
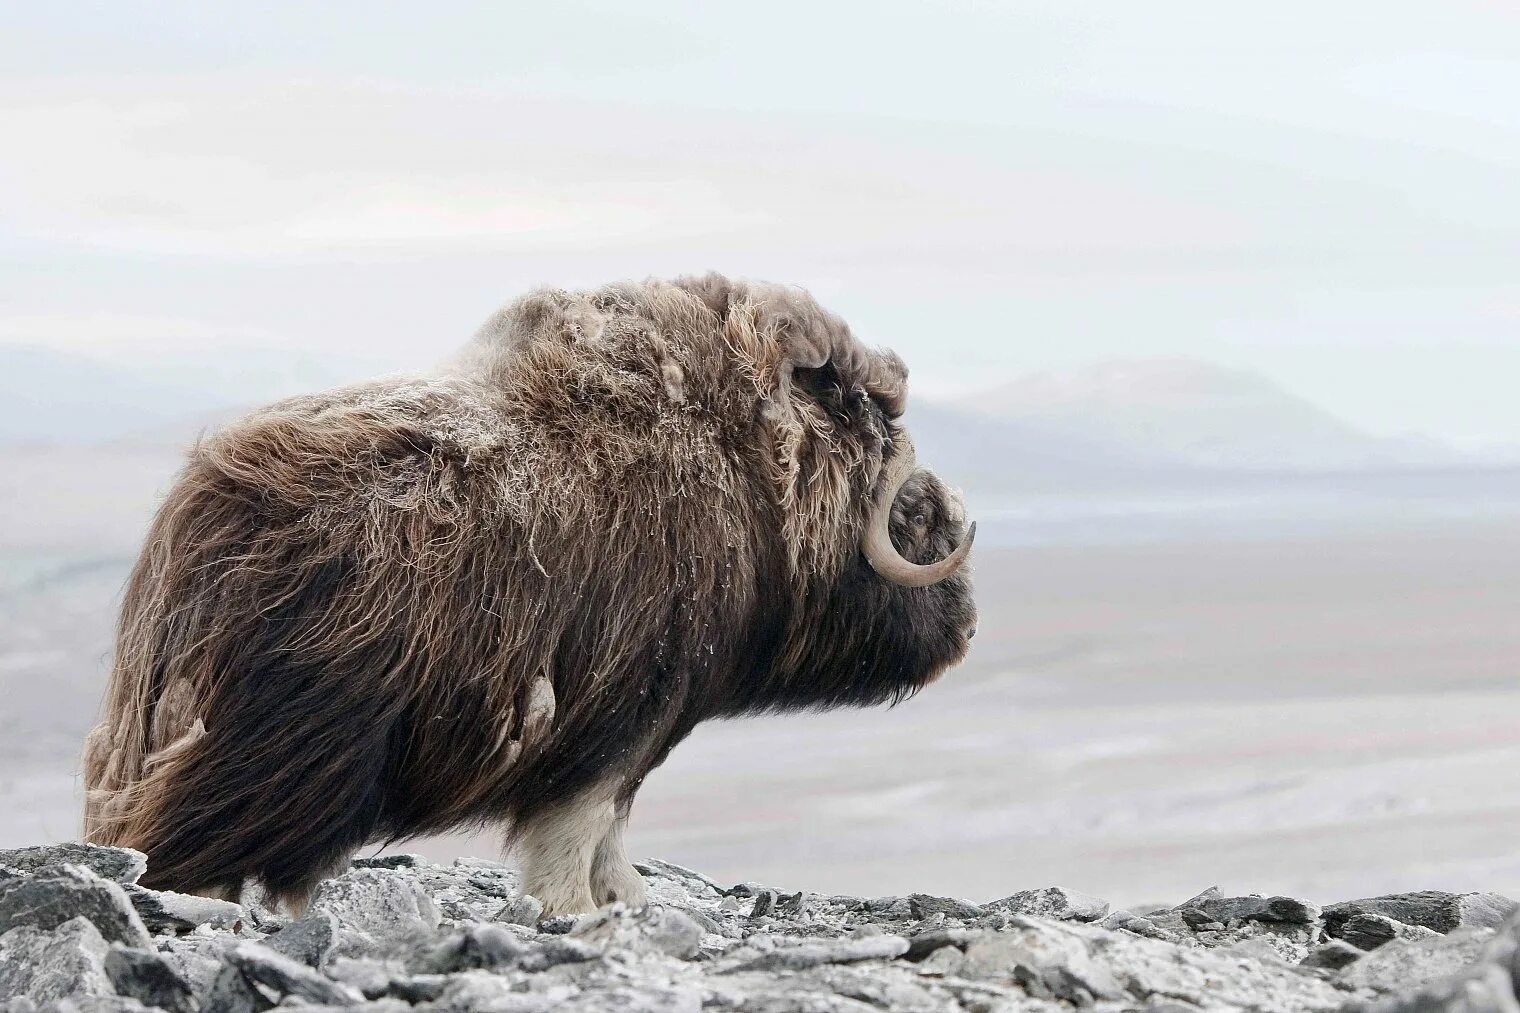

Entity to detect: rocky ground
[1,844,1518,1012]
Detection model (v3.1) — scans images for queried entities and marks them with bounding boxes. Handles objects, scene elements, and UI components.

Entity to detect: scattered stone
[0,865,151,949]
[748,889,779,919]
[572,902,704,959]
[323,956,394,999]
[223,941,364,1005]
[0,846,146,886]
[1179,892,1321,926]
[905,927,981,960]
[1326,892,1518,937]
[962,928,1127,1004]
[123,883,242,933]
[720,934,909,972]
[917,942,967,976]
[1224,936,1288,963]
[1335,912,1441,952]
[308,867,441,953]
[989,886,1110,922]
[1,841,1514,1012]
[775,891,812,920]
[265,909,340,967]
[25,1000,160,1013]
[1300,939,1364,971]
[0,918,114,1004]
[104,946,196,1013]
[635,859,724,895]
[907,893,986,920]
[154,932,242,998]
[492,892,543,927]
[536,914,576,934]
[202,960,269,1013]
[410,922,523,974]
[1174,886,1225,908]
[1341,961,1520,1013]
[1339,927,1498,994]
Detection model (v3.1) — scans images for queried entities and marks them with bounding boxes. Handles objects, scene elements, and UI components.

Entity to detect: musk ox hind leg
[112,644,404,914]
[514,781,646,916]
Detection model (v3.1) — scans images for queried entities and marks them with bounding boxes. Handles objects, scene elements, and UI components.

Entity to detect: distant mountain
[907,402,1183,495]
[964,359,1459,472]
[0,344,390,445]
[0,345,223,444]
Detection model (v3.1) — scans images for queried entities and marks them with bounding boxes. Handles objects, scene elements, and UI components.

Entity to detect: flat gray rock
[962,928,1127,1004]
[572,902,704,959]
[308,867,441,954]
[123,883,243,933]
[0,865,151,949]
[1326,892,1519,936]
[1339,927,1499,995]
[265,909,340,967]
[1335,912,1441,952]
[104,945,197,1013]
[988,886,1110,922]
[720,934,909,972]
[409,923,526,974]
[223,941,364,1005]
[1300,938,1364,971]
[0,917,114,1005]
[1341,961,1520,1013]
[907,893,987,920]
[1180,892,1321,926]
[0,845,147,886]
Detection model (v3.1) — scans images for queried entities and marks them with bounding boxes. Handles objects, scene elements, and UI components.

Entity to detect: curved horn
[862,442,976,587]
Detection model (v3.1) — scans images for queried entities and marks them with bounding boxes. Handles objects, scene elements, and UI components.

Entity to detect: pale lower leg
[515,787,620,917]
[589,810,647,908]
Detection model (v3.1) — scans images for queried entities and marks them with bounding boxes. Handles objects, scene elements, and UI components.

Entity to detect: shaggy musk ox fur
[82,274,977,915]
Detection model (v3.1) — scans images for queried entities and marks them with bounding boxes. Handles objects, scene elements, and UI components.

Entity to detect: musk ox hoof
[593,858,649,910]
[531,884,597,920]
[528,857,648,918]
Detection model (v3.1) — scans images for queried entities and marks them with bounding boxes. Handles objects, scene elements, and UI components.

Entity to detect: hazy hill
[0,346,219,444]
[968,359,1458,472]
[0,344,386,446]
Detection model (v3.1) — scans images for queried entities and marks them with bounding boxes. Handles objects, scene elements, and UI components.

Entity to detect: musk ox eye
[912,513,927,528]
[793,364,850,419]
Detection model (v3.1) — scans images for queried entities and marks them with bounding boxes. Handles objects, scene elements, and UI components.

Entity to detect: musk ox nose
[967,626,977,640]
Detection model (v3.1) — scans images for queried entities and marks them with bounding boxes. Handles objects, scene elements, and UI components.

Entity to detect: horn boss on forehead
[82,273,978,919]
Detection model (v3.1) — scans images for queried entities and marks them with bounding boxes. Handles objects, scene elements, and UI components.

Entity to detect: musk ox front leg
[514,783,646,916]
[590,805,647,908]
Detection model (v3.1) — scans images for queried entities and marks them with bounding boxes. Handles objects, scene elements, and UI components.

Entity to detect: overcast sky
[3,2,1518,447]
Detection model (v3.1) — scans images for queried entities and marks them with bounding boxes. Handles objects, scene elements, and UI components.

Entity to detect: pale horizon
[4,2,1519,449]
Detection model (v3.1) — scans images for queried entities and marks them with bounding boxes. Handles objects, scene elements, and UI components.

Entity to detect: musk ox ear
[736,282,909,423]
[670,272,907,408]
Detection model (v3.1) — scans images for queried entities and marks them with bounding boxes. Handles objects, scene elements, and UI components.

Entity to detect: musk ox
[82,274,976,915]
